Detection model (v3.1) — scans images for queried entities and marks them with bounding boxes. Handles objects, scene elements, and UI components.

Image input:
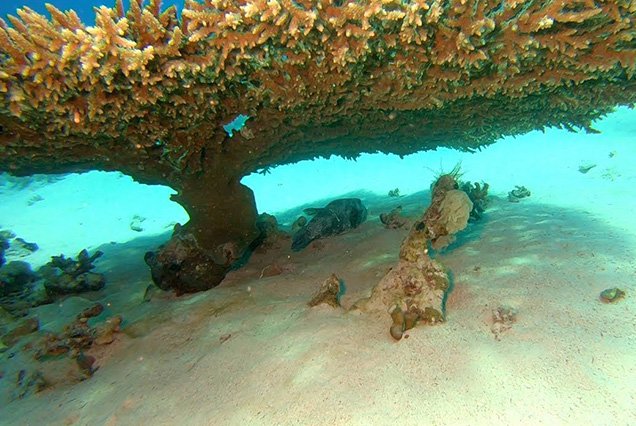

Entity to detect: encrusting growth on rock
[357,173,471,339]
[0,0,634,291]
[308,273,342,308]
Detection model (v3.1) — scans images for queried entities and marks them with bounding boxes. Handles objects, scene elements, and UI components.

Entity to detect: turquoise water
[1,106,634,266]
[0,1,184,22]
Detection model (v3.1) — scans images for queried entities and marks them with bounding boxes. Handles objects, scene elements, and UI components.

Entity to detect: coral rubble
[0,0,634,290]
[491,306,517,340]
[39,249,105,296]
[508,185,531,202]
[460,181,489,221]
[308,273,342,308]
[0,303,123,402]
[379,206,409,229]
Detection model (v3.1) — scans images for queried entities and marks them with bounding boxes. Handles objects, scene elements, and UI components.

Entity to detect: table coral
[0,0,634,291]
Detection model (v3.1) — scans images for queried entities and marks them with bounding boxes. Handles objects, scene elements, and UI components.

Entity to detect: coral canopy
[0,0,634,181]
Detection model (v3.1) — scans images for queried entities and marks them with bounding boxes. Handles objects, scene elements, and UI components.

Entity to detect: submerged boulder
[292,198,368,251]
[145,230,230,295]
[0,261,38,297]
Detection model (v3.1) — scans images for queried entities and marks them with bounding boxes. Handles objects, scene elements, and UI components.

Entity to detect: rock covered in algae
[308,274,342,308]
[364,256,449,322]
[389,305,422,341]
[379,206,409,229]
[145,229,230,295]
[599,287,626,303]
[356,172,476,339]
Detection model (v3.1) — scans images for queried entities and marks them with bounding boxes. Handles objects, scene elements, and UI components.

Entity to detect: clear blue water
[0,0,184,22]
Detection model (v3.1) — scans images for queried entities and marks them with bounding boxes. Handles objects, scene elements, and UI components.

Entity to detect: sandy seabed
[0,109,635,425]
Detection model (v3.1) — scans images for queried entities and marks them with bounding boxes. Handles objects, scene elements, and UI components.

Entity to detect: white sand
[0,108,634,425]
[0,171,188,267]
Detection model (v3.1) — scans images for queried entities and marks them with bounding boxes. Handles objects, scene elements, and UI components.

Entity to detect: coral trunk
[173,177,260,264]
[146,175,261,294]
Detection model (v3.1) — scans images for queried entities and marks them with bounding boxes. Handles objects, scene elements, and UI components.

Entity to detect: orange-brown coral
[0,0,634,290]
[0,0,634,178]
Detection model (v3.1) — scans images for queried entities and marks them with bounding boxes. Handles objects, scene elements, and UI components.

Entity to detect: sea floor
[0,110,635,425]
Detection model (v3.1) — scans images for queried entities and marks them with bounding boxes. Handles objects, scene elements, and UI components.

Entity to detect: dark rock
[0,279,52,317]
[292,198,367,251]
[14,369,47,400]
[7,238,39,257]
[255,213,279,236]
[0,261,39,297]
[255,213,289,250]
[145,232,228,294]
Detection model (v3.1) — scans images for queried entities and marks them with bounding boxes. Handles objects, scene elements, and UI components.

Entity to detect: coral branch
[0,0,632,181]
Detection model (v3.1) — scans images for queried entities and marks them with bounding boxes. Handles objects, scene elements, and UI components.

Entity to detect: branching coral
[0,0,634,291]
